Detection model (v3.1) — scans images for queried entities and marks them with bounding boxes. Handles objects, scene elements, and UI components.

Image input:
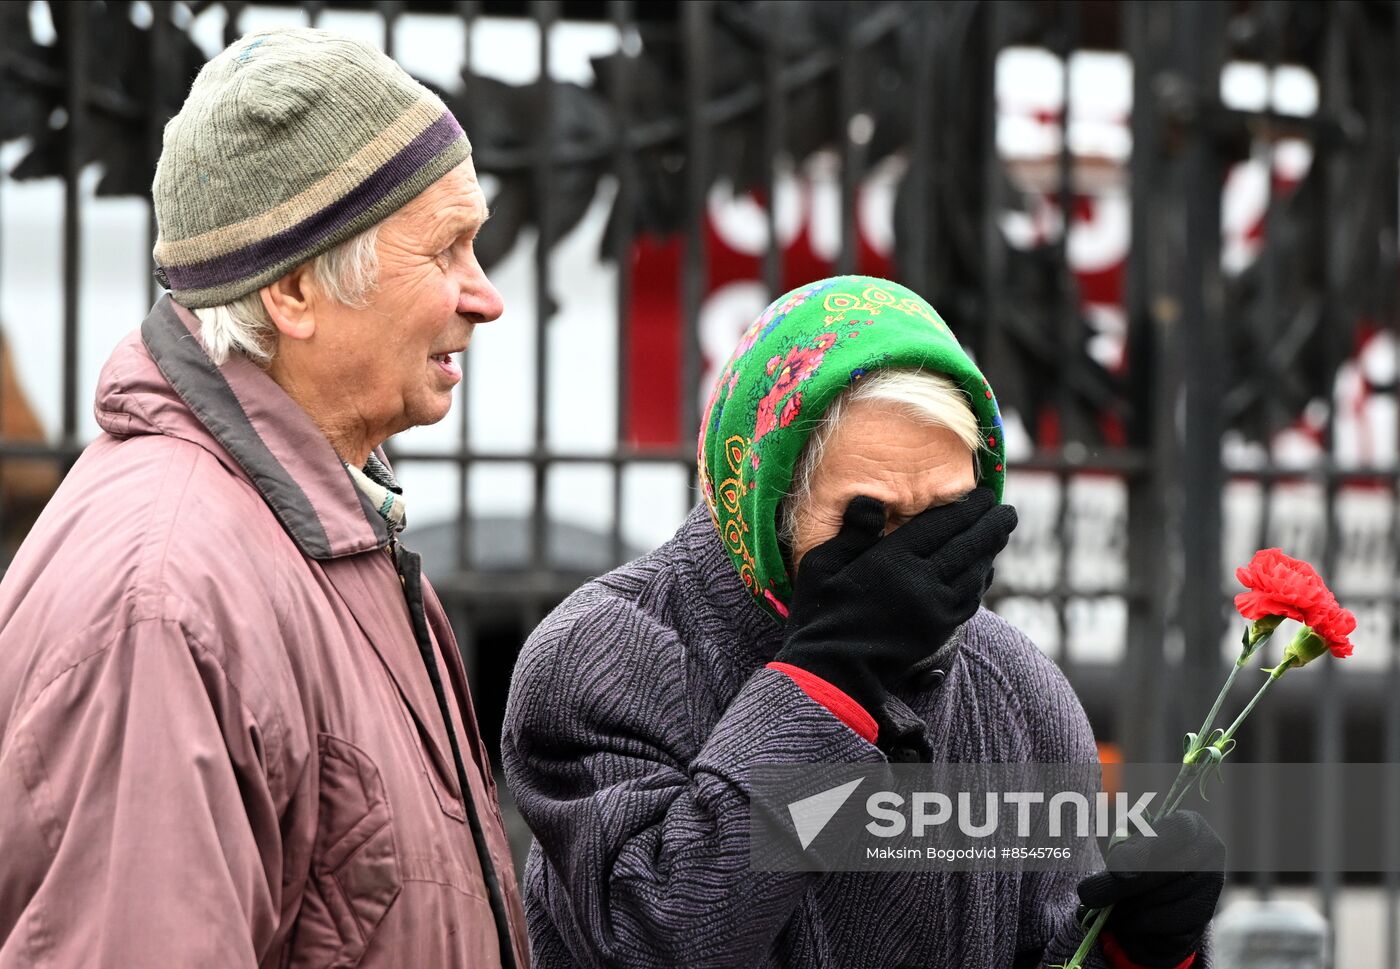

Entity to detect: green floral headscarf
[697,275,1006,624]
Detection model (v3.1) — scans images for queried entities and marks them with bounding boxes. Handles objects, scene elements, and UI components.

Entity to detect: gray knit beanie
[152,27,472,309]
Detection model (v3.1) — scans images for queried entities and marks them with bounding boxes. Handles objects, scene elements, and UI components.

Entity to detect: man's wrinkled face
[308,158,501,438]
[789,398,978,569]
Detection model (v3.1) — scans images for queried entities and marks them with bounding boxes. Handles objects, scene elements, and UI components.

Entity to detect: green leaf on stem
[1194,739,1236,802]
[1182,732,1199,757]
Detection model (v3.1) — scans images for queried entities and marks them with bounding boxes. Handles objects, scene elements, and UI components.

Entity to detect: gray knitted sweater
[503,506,1145,969]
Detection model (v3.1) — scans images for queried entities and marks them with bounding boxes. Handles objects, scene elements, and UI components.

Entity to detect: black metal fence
[4,0,1400,960]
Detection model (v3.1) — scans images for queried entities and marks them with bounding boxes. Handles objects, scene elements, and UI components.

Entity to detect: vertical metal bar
[609,0,634,567]
[1385,11,1400,937]
[61,2,86,449]
[903,4,937,296]
[1314,439,1342,933]
[1387,445,1400,965]
[836,5,860,276]
[977,2,1005,376]
[762,2,787,297]
[453,599,479,700]
[1250,509,1278,898]
[148,2,171,308]
[1386,605,1400,958]
[1314,3,1348,945]
[1175,0,1228,727]
[223,2,246,46]
[459,1,478,55]
[455,0,479,577]
[531,1,556,575]
[303,1,325,27]
[1054,3,1078,382]
[1388,632,1400,969]
[1250,504,1278,898]
[377,1,402,58]
[681,1,711,477]
[1121,0,1169,763]
[1053,0,1079,687]
[1252,0,1285,900]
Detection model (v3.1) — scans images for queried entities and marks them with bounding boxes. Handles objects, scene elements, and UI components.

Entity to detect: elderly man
[503,276,1224,968]
[0,28,526,969]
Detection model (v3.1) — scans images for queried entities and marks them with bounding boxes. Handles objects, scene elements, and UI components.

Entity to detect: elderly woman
[0,28,524,969]
[503,276,1223,969]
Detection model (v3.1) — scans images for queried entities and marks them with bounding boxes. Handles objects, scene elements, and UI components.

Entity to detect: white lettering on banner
[856,790,1155,841]
[911,792,951,837]
[865,792,907,838]
[958,792,1000,838]
[1004,791,1046,837]
[1118,792,1157,838]
[1049,791,1089,838]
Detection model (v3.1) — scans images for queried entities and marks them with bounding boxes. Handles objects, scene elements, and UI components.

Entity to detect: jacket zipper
[391,541,519,969]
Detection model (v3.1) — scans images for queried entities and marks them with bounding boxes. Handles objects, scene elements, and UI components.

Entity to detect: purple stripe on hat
[162,111,464,292]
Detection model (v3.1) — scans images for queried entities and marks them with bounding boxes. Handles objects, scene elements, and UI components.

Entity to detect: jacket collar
[125,301,472,794]
[136,295,389,560]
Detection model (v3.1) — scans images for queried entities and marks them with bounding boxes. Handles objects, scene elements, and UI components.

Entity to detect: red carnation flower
[1234,548,1355,658]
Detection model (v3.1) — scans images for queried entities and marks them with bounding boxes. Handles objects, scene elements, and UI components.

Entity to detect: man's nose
[458,257,504,323]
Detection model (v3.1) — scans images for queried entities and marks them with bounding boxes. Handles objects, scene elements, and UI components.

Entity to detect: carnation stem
[1159,638,1256,815]
[1192,658,1244,750]
[1057,907,1113,969]
[1163,763,1208,818]
[1150,672,1287,825]
[1155,763,1197,831]
[1216,657,1293,749]
[1057,627,1277,969]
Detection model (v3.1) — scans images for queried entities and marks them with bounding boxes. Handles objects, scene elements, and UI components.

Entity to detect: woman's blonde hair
[779,369,982,546]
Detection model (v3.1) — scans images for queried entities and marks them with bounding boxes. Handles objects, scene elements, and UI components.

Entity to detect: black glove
[773,487,1016,737]
[1077,810,1226,968]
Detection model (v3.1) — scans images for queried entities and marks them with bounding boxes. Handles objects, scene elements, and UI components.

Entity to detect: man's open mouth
[431,352,462,380]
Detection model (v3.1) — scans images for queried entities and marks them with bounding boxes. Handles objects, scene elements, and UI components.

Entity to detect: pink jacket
[0,298,528,968]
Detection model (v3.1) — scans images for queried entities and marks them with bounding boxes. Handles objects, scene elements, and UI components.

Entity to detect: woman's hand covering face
[773,487,1018,744]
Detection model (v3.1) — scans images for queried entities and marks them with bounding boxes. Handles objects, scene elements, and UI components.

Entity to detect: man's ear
[260,264,317,341]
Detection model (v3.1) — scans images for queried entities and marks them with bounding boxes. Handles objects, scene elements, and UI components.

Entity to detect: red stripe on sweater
[767,662,878,744]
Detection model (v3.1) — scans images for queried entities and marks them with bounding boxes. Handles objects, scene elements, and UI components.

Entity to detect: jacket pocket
[393,697,468,823]
[293,735,403,969]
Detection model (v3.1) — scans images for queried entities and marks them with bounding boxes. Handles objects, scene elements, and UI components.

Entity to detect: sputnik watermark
[750,763,1170,873]
[786,779,1154,851]
[788,777,865,849]
[863,789,1156,839]
[752,761,1400,873]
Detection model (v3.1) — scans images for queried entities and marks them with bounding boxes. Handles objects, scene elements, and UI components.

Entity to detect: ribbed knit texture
[503,505,1214,968]
[152,27,471,308]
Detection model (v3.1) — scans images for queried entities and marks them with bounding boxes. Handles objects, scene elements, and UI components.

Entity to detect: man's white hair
[192,224,382,366]
[780,369,984,547]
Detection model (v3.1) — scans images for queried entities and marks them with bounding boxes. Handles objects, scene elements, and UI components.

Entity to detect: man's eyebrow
[464,205,492,234]
[436,206,491,243]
